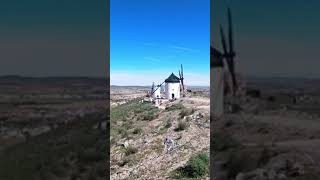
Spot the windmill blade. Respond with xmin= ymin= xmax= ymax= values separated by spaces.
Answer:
xmin=221 ymin=24 xmax=237 ymax=94
xmin=181 ymin=64 xmax=184 ymax=78
xmin=228 ymin=8 xmax=235 ymax=56
xmin=151 ymin=81 xmax=165 ymax=95
xmin=151 ymin=82 xmax=155 ymax=95
xmin=220 ymin=25 xmax=228 ymax=56
xmin=227 ymin=8 xmax=237 ymax=93
xmin=180 ymin=64 xmax=185 ymax=91
xmin=220 ymin=25 xmax=232 ymax=71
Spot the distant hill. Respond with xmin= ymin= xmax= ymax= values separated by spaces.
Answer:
xmin=245 ymin=75 xmax=320 ymax=91
xmin=0 ymin=75 xmax=108 ymax=86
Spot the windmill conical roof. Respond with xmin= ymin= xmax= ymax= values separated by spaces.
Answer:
xmin=165 ymin=73 xmax=180 ymax=83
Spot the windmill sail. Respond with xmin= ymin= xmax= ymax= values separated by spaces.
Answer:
xmin=151 ymin=82 xmax=155 ymax=95
xmin=151 ymin=81 xmax=165 ymax=95
xmin=211 ymin=7 xmax=237 ymax=116
xmin=179 ymin=64 xmax=185 ymax=92
xmin=226 ymin=8 xmax=237 ymax=95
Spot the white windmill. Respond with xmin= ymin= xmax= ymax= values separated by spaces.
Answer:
xmin=165 ymin=73 xmax=181 ymax=100
xmin=149 ymin=64 xmax=186 ymax=101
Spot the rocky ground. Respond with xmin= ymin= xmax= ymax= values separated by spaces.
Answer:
xmin=212 ymin=78 xmax=320 ymax=180
xmin=110 ymin=87 xmax=210 ymax=179
xmin=111 ymin=86 xmax=149 ymax=107
xmin=0 ymin=76 xmax=108 ymax=180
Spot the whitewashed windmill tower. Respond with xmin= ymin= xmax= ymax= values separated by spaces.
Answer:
xmin=211 ymin=8 xmax=237 ymax=117
xmin=165 ymin=73 xmax=181 ymax=100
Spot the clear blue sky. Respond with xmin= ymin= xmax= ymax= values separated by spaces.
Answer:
xmin=111 ymin=0 xmax=210 ymax=86
xmin=0 ymin=0 xmax=107 ymax=77
xmin=212 ymin=0 xmax=320 ymax=78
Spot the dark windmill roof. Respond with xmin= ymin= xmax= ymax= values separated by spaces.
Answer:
xmin=165 ymin=73 xmax=180 ymax=83
xmin=211 ymin=46 xmax=224 ymax=68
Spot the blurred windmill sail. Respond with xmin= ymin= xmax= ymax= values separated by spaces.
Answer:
xmin=211 ymin=7 xmax=237 ymax=117
xmin=179 ymin=64 xmax=186 ymax=96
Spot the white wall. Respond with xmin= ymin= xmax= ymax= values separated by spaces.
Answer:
xmin=165 ymin=82 xmax=180 ymax=99
xmin=211 ymin=67 xmax=224 ymax=117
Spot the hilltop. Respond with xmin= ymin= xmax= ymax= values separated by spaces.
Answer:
xmin=110 ymin=87 xmax=210 ymax=179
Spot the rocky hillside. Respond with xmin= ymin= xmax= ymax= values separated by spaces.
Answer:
xmin=212 ymin=87 xmax=320 ymax=180
xmin=110 ymin=96 xmax=210 ymax=179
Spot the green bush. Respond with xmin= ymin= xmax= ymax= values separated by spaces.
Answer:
xmin=173 ymin=153 xmax=209 ymax=178
xmin=164 ymin=121 xmax=172 ymax=129
xmin=141 ymin=112 xmax=156 ymax=121
xmin=132 ymin=127 xmax=143 ymax=135
xmin=166 ymin=103 xmax=185 ymax=111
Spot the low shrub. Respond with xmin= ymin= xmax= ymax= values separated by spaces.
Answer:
xmin=118 ymin=156 xmax=135 ymax=167
xmin=125 ymin=146 xmax=138 ymax=156
xmin=179 ymin=108 xmax=195 ymax=119
xmin=164 ymin=120 xmax=172 ymax=129
xmin=174 ymin=120 xmax=188 ymax=132
xmin=132 ymin=127 xmax=143 ymax=135
xmin=141 ymin=113 xmax=156 ymax=121
xmin=172 ymin=153 xmax=209 ymax=178
xmin=166 ymin=103 xmax=185 ymax=111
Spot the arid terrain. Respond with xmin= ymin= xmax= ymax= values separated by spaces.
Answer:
xmin=110 ymin=86 xmax=210 ymax=179
xmin=0 ymin=76 xmax=108 ymax=180
xmin=212 ymin=77 xmax=320 ymax=180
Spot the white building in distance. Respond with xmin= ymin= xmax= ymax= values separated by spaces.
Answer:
xmin=165 ymin=73 xmax=181 ymax=100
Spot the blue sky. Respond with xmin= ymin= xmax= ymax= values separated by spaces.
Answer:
xmin=110 ymin=0 xmax=210 ymax=86
xmin=0 ymin=0 xmax=107 ymax=77
xmin=212 ymin=0 xmax=320 ymax=78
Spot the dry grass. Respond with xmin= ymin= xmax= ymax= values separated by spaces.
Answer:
xmin=152 ymin=138 xmax=165 ymax=154
xmin=175 ymin=120 xmax=189 ymax=132
xmin=179 ymin=108 xmax=195 ymax=119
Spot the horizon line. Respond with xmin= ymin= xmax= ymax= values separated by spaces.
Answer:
xmin=111 ymin=84 xmax=210 ymax=87
xmin=0 ymin=75 xmax=108 ymax=79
